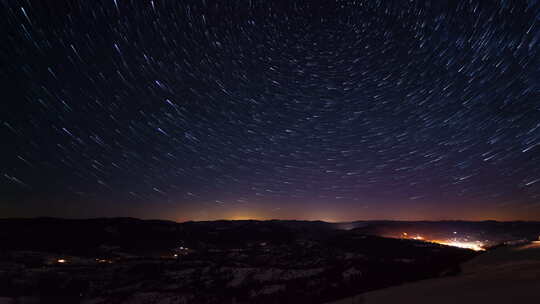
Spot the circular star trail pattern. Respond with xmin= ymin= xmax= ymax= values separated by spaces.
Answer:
xmin=2 ymin=0 xmax=540 ymax=220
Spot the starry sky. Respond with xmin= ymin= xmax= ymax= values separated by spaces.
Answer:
xmin=2 ymin=0 xmax=540 ymax=221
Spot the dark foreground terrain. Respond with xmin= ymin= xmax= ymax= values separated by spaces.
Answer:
xmin=0 ymin=218 xmax=534 ymax=303
xmin=329 ymin=241 xmax=540 ymax=304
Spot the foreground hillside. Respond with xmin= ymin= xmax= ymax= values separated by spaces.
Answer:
xmin=0 ymin=218 xmax=476 ymax=303
xmin=329 ymin=241 xmax=540 ymax=304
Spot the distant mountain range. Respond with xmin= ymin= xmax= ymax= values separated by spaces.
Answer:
xmin=2 ymin=217 xmax=539 ymax=253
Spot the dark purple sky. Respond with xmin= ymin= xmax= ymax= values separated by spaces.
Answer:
xmin=2 ymin=0 xmax=540 ymax=221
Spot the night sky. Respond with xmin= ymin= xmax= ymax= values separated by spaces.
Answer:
xmin=2 ymin=0 xmax=540 ymax=221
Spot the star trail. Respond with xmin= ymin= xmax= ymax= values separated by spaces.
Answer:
xmin=2 ymin=0 xmax=540 ymax=221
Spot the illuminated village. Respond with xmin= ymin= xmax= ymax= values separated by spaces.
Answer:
xmin=399 ymin=232 xmax=485 ymax=251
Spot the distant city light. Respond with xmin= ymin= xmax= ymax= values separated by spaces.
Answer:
xmin=433 ymin=240 xmax=485 ymax=251
xmin=399 ymin=233 xmax=485 ymax=251
xmin=96 ymin=259 xmax=112 ymax=264
xmin=57 ymin=259 xmax=67 ymax=263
